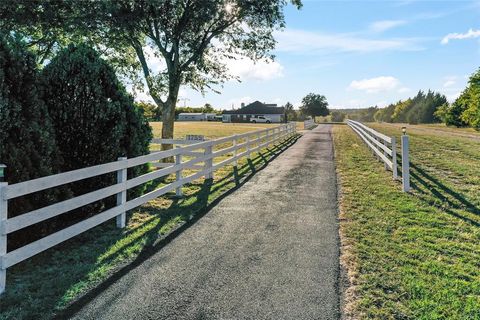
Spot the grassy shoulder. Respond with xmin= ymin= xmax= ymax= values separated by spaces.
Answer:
xmin=334 ymin=124 xmax=480 ymax=319
xmin=0 ymin=131 xmax=299 ymax=320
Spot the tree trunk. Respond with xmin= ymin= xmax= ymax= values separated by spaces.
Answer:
xmin=160 ymin=77 xmax=180 ymax=161
xmin=161 ymin=98 xmax=176 ymax=151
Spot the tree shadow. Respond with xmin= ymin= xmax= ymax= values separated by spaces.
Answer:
xmin=54 ymin=134 xmax=300 ymax=319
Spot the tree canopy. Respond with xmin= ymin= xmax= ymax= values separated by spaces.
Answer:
xmin=300 ymin=93 xmax=329 ymax=119
xmin=1 ymin=0 xmax=302 ymax=145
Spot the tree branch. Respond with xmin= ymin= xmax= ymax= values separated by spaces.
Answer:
xmin=130 ymin=38 xmax=165 ymax=107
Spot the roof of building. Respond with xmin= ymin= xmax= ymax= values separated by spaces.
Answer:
xmin=178 ymin=113 xmax=206 ymax=116
xmin=223 ymin=101 xmax=284 ymax=115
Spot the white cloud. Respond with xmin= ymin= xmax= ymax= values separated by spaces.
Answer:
xmin=443 ymin=76 xmax=458 ymax=88
xmin=369 ymin=20 xmax=407 ymax=33
xmin=443 ymin=80 xmax=456 ymax=87
xmin=274 ymin=29 xmax=423 ymax=54
xmin=349 ymin=76 xmax=401 ymax=93
xmin=441 ymin=28 xmax=480 ymax=44
xmin=226 ymin=57 xmax=284 ymax=81
xmin=398 ymin=87 xmax=411 ymax=93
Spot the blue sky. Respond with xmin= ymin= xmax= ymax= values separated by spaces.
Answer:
xmin=139 ymin=0 xmax=480 ymax=110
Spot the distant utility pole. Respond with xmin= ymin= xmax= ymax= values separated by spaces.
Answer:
xmin=177 ymin=98 xmax=190 ymax=107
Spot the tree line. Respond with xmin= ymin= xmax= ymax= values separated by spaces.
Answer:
xmin=136 ymin=102 xmax=218 ymax=121
xmin=347 ymin=67 xmax=480 ymax=130
xmin=346 ymin=90 xmax=448 ymax=124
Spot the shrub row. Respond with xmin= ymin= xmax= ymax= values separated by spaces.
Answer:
xmin=0 ymin=36 xmax=152 ymax=248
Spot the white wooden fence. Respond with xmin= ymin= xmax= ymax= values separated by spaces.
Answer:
xmin=304 ymin=119 xmax=315 ymax=129
xmin=0 ymin=122 xmax=297 ymax=294
xmin=347 ymin=120 xmax=410 ymax=192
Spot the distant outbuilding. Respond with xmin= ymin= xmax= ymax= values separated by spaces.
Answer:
xmin=178 ymin=113 xmax=217 ymax=121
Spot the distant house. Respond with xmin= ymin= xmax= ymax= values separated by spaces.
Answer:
xmin=222 ymin=101 xmax=285 ymax=123
xmin=177 ymin=113 xmax=216 ymax=121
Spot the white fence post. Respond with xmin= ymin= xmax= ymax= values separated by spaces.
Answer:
xmin=175 ymin=150 xmax=183 ymax=197
xmin=233 ymin=135 xmax=238 ymax=166
xmin=401 ymin=135 xmax=410 ymax=192
xmin=116 ymin=157 xmax=127 ymax=228
xmin=383 ymin=140 xmax=388 ymax=170
xmin=0 ymin=181 xmax=8 ymax=295
xmin=391 ymin=137 xmax=398 ymax=180
xmin=247 ymin=135 xmax=251 ymax=159
xmin=205 ymin=145 xmax=213 ymax=179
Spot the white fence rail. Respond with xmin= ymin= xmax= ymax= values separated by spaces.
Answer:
xmin=0 ymin=122 xmax=297 ymax=294
xmin=304 ymin=119 xmax=315 ymax=130
xmin=347 ymin=120 xmax=410 ymax=192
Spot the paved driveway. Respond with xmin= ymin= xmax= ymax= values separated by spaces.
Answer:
xmin=70 ymin=124 xmax=340 ymax=320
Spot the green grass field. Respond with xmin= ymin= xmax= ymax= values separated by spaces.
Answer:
xmin=334 ymin=123 xmax=480 ymax=319
xmin=0 ymin=122 xmax=299 ymax=320
xmin=149 ymin=121 xmax=305 ymax=139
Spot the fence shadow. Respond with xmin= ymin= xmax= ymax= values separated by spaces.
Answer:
xmin=56 ymin=134 xmax=301 ymax=319
xmin=409 ymin=162 xmax=480 ymax=227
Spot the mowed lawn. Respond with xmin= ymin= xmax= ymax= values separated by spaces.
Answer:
xmin=0 ymin=121 xmax=299 ymax=320
xmin=334 ymin=123 xmax=480 ymax=319
xmin=150 ymin=121 xmax=279 ymax=138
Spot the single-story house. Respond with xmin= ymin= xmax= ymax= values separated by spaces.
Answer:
xmin=222 ymin=101 xmax=286 ymax=123
xmin=177 ymin=113 xmax=216 ymax=121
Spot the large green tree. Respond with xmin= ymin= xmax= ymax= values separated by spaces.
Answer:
xmin=300 ymin=93 xmax=329 ymax=120
xmin=1 ymin=0 xmax=301 ymax=149
xmin=459 ymin=69 xmax=480 ymax=129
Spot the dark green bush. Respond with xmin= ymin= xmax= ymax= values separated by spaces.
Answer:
xmin=41 ymin=44 xmax=152 ymax=215
xmin=0 ymin=35 xmax=67 ymax=249
xmin=0 ymin=35 xmax=60 ymax=209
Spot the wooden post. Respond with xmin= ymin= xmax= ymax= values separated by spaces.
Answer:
xmin=175 ymin=150 xmax=183 ymax=197
xmin=0 ymin=181 xmax=8 ymax=295
xmin=205 ymin=145 xmax=213 ymax=179
xmin=233 ymin=135 xmax=238 ymax=166
xmin=391 ymin=137 xmax=398 ymax=180
xmin=247 ymin=135 xmax=251 ymax=159
xmin=116 ymin=157 xmax=127 ymax=228
xmin=401 ymin=135 xmax=410 ymax=192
